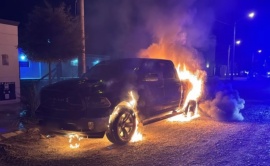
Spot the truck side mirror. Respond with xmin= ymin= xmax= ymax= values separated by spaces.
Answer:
xmin=144 ymin=73 xmax=159 ymax=82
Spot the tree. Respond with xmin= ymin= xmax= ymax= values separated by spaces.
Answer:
xmin=19 ymin=1 xmax=83 ymax=83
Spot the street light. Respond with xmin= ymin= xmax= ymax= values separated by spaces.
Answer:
xmin=251 ymin=49 xmax=262 ymax=73
xmin=248 ymin=12 xmax=255 ymax=18
xmin=236 ymin=40 xmax=241 ymax=45
xmin=231 ymin=11 xmax=255 ymax=81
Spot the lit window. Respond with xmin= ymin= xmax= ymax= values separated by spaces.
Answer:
xmin=71 ymin=58 xmax=78 ymax=66
xmin=19 ymin=61 xmax=30 ymax=67
xmin=93 ymin=60 xmax=100 ymax=65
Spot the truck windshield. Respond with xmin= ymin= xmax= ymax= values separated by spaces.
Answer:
xmin=82 ymin=60 xmax=141 ymax=81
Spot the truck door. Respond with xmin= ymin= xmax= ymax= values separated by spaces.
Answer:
xmin=137 ymin=60 xmax=165 ymax=116
xmin=162 ymin=61 xmax=182 ymax=110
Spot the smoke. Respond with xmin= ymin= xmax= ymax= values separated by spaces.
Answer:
xmin=199 ymin=82 xmax=245 ymax=122
xmin=86 ymin=0 xmax=215 ymax=68
xmin=139 ymin=0 xmax=215 ymax=71
xmin=85 ymin=0 xmax=248 ymax=123
xmin=138 ymin=0 xmax=215 ymax=71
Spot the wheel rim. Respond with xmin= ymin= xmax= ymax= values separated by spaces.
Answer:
xmin=117 ymin=111 xmax=135 ymax=141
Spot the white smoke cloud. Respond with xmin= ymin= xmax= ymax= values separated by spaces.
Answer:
xmin=199 ymin=83 xmax=245 ymax=121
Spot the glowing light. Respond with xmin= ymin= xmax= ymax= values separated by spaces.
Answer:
xmin=68 ymin=134 xmax=83 ymax=149
xmin=129 ymin=91 xmax=143 ymax=142
xmin=248 ymin=12 xmax=255 ymax=18
xmin=131 ymin=122 xmax=143 ymax=142
xmin=168 ymin=64 xmax=203 ymax=122
xmin=236 ymin=40 xmax=241 ymax=45
xmin=169 ymin=112 xmax=200 ymax=122
xmin=136 ymin=22 xmax=206 ymax=123
xmin=71 ymin=58 xmax=78 ymax=66
xmin=108 ymin=91 xmax=143 ymax=143
xmin=206 ymin=63 xmax=210 ymax=68
xmin=258 ymin=50 xmax=262 ymax=53
xmin=93 ymin=60 xmax=100 ymax=65
xmin=128 ymin=91 xmax=136 ymax=108
xmin=18 ymin=48 xmax=28 ymax=61
xmin=176 ymin=65 xmax=203 ymax=106
xmin=20 ymin=55 xmax=26 ymax=61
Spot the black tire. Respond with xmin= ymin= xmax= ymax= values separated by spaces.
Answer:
xmin=184 ymin=100 xmax=196 ymax=117
xmin=106 ymin=108 xmax=136 ymax=145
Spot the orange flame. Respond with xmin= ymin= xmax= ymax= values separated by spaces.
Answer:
xmin=168 ymin=64 xmax=204 ymax=122
xmin=109 ymin=91 xmax=143 ymax=143
xmin=68 ymin=134 xmax=83 ymax=149
xmin=128 ymin=91 xmax=143 ymax=142
xmin=139 ymin=39 xmax=205 ymax=121
xmin=177 ymin=64 xmax=203 ymax=106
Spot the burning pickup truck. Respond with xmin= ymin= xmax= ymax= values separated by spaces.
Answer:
xmin=36 ymin=58 xmax=197 ymax=145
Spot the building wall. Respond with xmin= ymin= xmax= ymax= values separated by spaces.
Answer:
xmin=19 ymin=54 xmax=111 ymax=80
xmin=0 ymin=19 xmax=20 ymax=104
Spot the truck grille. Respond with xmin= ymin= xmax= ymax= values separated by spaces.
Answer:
xmin=40 ymin=89 xmax=85 ymax=111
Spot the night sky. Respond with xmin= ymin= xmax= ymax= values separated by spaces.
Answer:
xmin=213 ymin=0 xmax=270 ymax=70
xmin=0 ymin=0 xmax=269 ymax=71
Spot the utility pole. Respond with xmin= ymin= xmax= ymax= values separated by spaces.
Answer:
xmin=227 ymin=45 xmax=231 ymax=78
xmin=78 ymin=0 xmax=86 ymax=76
xmin=231 ymin=22 xmax=236 ymax=81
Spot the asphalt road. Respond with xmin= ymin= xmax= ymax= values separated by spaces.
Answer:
xmin=1 ymin=102 xmax=270 ymax=166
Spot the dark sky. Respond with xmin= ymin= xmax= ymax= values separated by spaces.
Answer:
xmin=0 ymin=0 xmax=269 ymax=70
xmin=213 ymin=0 xmax=270 ymax=69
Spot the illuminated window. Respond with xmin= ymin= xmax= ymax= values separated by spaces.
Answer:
xmin=93 ymin=60 xmax=100 ymax=65
xmin=2 ymin=54 xmax=9 ymax=65
xmin=19 ymin=61 xmax=30 ymax=67
xmin=71 ymin=58 xmax=78 ymax=66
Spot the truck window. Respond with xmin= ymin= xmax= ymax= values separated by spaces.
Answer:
xmin=162 ymin=61 xmax=177 ymax=79
xmin=140 ymin=60 xmax=163 ymax=80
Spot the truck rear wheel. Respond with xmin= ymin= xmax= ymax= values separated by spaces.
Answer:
xmin=106 ymin=108 xmax=136 ymax=145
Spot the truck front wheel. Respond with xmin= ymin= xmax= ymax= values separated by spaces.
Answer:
xmin=106 ymin=108 xmax=136 ymax=145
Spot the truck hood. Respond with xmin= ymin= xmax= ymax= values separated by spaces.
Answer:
xmin=42 ymin=78 xmax=106 ymax=94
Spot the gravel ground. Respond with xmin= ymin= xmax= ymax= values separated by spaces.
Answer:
xmin=1 ymin=102 xmax=270 ymax=166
